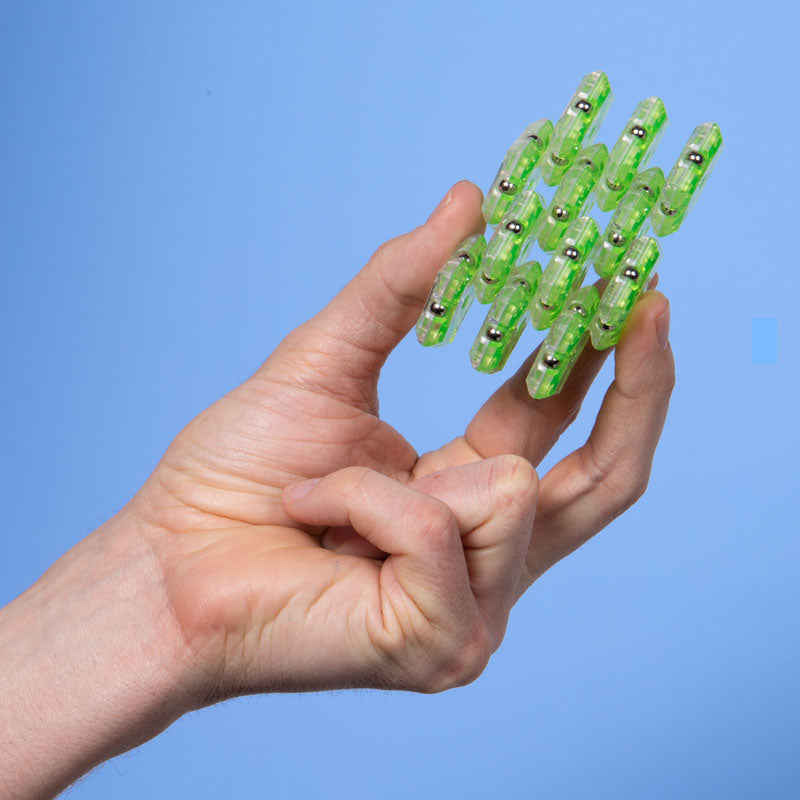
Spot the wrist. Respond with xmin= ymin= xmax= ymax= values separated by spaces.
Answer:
xmin=0 ymin=506 xmax=197 ymax=799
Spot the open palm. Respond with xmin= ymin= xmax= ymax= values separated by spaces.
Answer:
xmin=132 ymin=181 xmax=674 ymax=701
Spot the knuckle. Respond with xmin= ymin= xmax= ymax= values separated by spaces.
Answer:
xmin=606 ymin=468 xmax=650 ymax=521
xmin=338 ymin=466 xmax=374 ymax=498
xmin=490 ymin=454 xmax=539 ymax=509
xmin=370 ymin=236 xmax=402 ymax=263
xmin=374 ymin=615 xmax=494 ymax=695
xmin=624 ymin=475 xmax=650 ymax=510
xmin=453 ymin=628 xmax=492 ymax=688
xmin=418 ymin=625 xmax=493 ymax=694
xmin=414 ymin=499 xmax=458 ymax=550
xmin=442 ymin=626 xmax=493 ymax=692
xmin=582 ymin=443 xmax=652 ymax=520
xmin=369 ymin=245 xmax=431 ymax=313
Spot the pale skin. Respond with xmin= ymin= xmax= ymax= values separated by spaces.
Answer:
xmin=0 ymin=181 xmax=675 ymax=799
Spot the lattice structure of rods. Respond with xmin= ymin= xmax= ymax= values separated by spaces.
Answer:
xmin=416 ymin=70 xmax=723 ymax=399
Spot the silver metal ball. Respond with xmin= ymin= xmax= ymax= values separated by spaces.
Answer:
xmin=570 ymin=303 xmax=586 ymax=316
xmin=606 ymin=179 xmax=622 ymax=192
xmin=661 ymin=202 xmax=678 ymax=216
xmin=631 ymin=125 xmax=646 ymax=139
xmin=543 ymin=355 xmax=560 ymax=368
xmin=564 ymin=246 xmax=579 ymax=260
xmin=429 ymin=302 xmax=446 ymax=316
xmin=575 ymin=99 xmax=592 ymax=113
xmin=458 ymin=252 xmax=471 ymax=262
xmin=486 ymin=327 xmax=503 ymax=342
xmin=540 ymin=301 xmax=555 ymax=311
xmin=599 ymin=321 xmax=615 ymax=331
xmin=623 ymin=267 xmax=639 ymax=280
xmin=610 ymin=232 xmax=625 ymax=247
xmin=553 ymin=206 xmax=568 ymax=220
xmin=481 ymin=273 xmax=498 ymax=285
xmin=688 ymin=151 xmax=704 ymax=164
xmin=498 ymin=179 xmax=516 ymax=193
xmin=505 ymin=220 xmax=523 ymax=234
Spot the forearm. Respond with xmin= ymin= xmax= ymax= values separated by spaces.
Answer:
xmin=0 ymin=511 xmax=193 ymax=800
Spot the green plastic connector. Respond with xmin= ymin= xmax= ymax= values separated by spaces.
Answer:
xmin=595 ymin=97 xmax=668 ymax=211
xmin=591 ymin=236 xmax=661 ymax=350
xmin=415 ymin=73 xmax=721 ymax=398
xmin=482 ymin=119 xmax=553 ymax=225
xmin=651 ymin=121 xmax=723 ymax=236
xmin=541 ymin=70 xmax=613 ymax=187
xmin=470 ymin=260 xmax=541 ymax=373
xmin=592 ymin=167 xmax=665 ymax=278
xmin=530 ymin=216 xmax=599 ymax=330
xmin=476 ymin=190 xmax=543 ymax=304
xmin=526 ymin=286 xmax=599 ymax=399
xmin=415 ymin=234 xmax=486 ymax=347
xmin=536 ymin=143 xmax=607 ymax=252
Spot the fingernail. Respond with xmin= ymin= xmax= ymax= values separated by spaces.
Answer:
xmin=283 ymin=478 xmax=320 ymax=502
xmin=655 ymin=302 xmax=670 ymax=350
xmin=428 ymin=186 xmax=455 ymax=221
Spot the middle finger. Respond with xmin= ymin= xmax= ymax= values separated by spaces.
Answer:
xmin=463 ymin=337 xmax=611 ymax=466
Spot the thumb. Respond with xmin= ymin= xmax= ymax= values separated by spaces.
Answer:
xmin=276 ymin=181 xmax=485 ymax=393
xmin=317 ymin=456 xmax=539 ymax=634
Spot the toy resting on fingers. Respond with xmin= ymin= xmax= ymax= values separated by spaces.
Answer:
xmin=416 ymin=70 xmax=722 ymax=398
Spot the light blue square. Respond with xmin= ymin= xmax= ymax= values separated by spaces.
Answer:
xmin=752 ymin=318 xmax=778 ymax=364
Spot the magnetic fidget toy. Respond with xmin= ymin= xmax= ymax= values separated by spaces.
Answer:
xmin=415 ymin=70 xmax=722 ymax=398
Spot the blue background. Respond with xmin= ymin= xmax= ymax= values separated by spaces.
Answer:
xmin=1 ymin=1 xmax=797 ymax=797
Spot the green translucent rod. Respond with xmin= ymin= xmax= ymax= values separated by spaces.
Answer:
xmin=526 ymin=286 xmax=599 ymax=399
xmin=482 ymin=119 xmax=553 ymax=225
xmin=470 ymin=260 xmax=541 ymax=374
xmin=541 ymin=70 xmax=613 ymax=187
xmin=592 ymin=167 xmax=665 ymax=278
xmin=651 ymin=121 xmax=723 ymax=236
xmin=530 ymin=216 xmax=599 ymax=330
xmin=476 ymin=190 xmax=543 ymax=304
xmin=537 ymin=143 xmax=607 ymax=252
xmin=595 ymin=97 xmax=668 ymax=212
xmin=416 ymin=234 xmax=486 ymax=346
xmin=591 ymin=236 xmax=661 ymax=350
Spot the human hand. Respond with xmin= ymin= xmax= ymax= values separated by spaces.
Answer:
xmin=122 ymin=178 xmax=672 ymax=695
xmin=0 ymin=181 xmax=674 ymax=799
